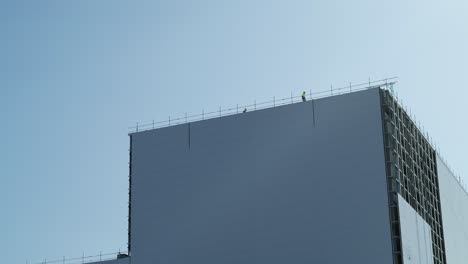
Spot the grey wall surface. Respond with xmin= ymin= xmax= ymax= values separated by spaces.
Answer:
xmin=398 ymin=195 xmax=434 ymax=264
xmin=437 ymin=156 xmax=468 ymax=264
xmin=131 ymin=88 xmax=393 ymax=264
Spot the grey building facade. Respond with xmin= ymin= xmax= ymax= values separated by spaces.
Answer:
xmin=105 ymin=87 xmax=467 ymax=264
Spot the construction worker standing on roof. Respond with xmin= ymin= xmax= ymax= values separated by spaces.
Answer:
xmin=302 ymin=91 xmax=306 ymax=102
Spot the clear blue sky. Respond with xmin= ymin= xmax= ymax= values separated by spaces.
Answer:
xmin=2 ymin=0 xmax=467 ymax=263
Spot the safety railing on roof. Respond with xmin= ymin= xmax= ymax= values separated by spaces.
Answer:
xmin=128 ymin=76 xmax=467 ymax=194
xmin=29 ymin=251 xmax=129 ymax=264
xmin=128 ymin=77 xmax=398 ymax=134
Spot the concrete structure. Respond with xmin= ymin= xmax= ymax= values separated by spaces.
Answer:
xmin=87 ymin=86 xmax=468 ymax=264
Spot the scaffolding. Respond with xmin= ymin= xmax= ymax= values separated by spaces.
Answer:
xmin=381 ymin=90 xmax=447 ymax=264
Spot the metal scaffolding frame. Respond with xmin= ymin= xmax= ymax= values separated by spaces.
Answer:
xmin=381 ymin=90 xmax=447 ymax=264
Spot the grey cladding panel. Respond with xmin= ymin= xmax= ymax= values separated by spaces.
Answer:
xmin=131 ymin=88 xmax=393 ymax=264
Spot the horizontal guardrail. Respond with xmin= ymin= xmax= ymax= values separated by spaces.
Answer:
xmin=128 ymin=76 xmax=467 ymax=194
xmin=29 ymin=251 xmax=128 ymax=264
xmin=128 ymin=77 xmax=398 ymax=133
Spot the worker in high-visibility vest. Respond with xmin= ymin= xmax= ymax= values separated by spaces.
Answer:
xmin=302 ymin=91 xmax=306 ymax=102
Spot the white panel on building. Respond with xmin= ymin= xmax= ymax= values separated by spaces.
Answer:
xmin=437 ymin=156 xmax=468 ymax=264
xmin=398 ymin=195 xmax=434 ymax=264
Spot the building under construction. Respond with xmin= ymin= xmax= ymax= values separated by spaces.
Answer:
xmin=52 ymin=81 xmax=468 ymax=264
